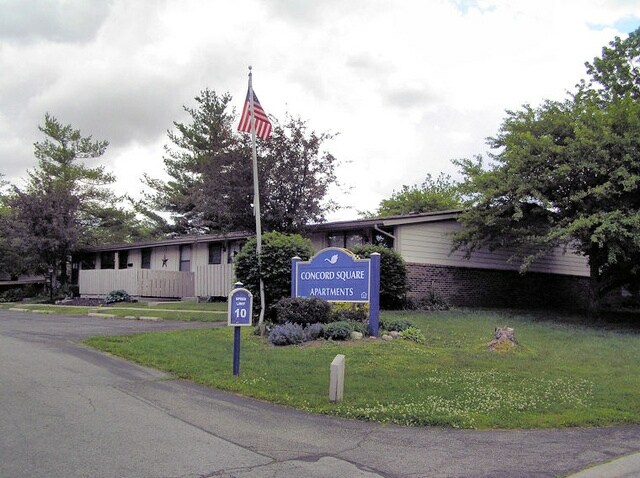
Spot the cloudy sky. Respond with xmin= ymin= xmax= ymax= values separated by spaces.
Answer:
xmin=1 ymin=0 xmax=639 ymax=221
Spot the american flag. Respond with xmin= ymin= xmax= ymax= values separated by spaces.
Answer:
xmin=237 ymin=89 xmax=272 ymax=140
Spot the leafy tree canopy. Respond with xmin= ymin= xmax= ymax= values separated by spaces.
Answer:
xmin=2 ymin=115 xmax=153 ymax=284
xmin=140 ymin=88 xmax=339 ymax=234
xmin=365 ymin=173 xmax=462 ymax=218
xmin=454 ymin=28 xmax=640 ymax=309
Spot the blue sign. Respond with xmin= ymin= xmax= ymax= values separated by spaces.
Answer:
xmin=228 ymin=287 xmax=253 ymax=326
xmin=292 ymin=248 xmax=371 ymax=302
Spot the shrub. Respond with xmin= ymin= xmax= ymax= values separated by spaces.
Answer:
xmin=331 ymin=302 xmax=368 ymax=322
xmin=273 ymin=297 xmax=333 ymax=325
xmin=105 ymin=290 xmax=132 ymax=304
xmin=404 ymin=290 xmax=450 ymax=311
xmin=235 ymin=232 xmax=314 ymax=319
xmin=324 ymin=321 xmax=354 ymax=341
xmin=349 ymin=245 xmax=408 ymax=310
xmin=268 ymin=322 xmax=306 ymax=346
xmin=268 ymin=322 xmax=326 ymax=345
xmin=381 ymin=319 xmax=415 ymax=332
xmin=304 ymin=322 xmax=325 ymax=341
xmin=400 ymin=326 xmax=426 ymax=344
xmin=0 ymin=288 xmax=25 ymax=303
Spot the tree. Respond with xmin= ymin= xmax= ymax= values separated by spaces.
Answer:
xmin=234 ymin=231 xmax=315 ymax=320
xmin=259 ymin=115 xmax=339 ymax=231
xmin=141 ymin=89 xmax=339 ymax=234
xmin=454 ymin=29 xmax=640 ymax=311
xmin=349 ymin=244 xmax=408 ymax=309
xmin=5 ymin=114 xmax=150 ymax=289
xmin=366 ymin=173 xmax=462 ymax=218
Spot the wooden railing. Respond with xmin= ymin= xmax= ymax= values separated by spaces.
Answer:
xmin=79 ymin=269 xmax=195 ymax=298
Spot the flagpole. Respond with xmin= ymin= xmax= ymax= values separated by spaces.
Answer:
xmin=248 ymin=66 xmax=266 ymax=328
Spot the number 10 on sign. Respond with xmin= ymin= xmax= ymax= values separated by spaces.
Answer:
xmin=228 ymin=287 xmax=253 ymax=326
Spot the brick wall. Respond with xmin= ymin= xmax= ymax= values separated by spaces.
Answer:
xmin=406 ymin=262 xmax=590 ymax=309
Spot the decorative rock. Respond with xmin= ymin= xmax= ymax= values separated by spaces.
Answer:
xmin=350 ymin=331 xmax=363 ymax=340
xmin=381 ymin=334 xmax=393 ymax=341
xmin=389 ymin=331 xmax=401 ymax=339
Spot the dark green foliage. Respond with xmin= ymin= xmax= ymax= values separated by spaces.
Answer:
xmin=234 ymin=231 xmax=314 ymax=318
xmin=381 ymin=319 xmax=415 ymax=332
xmin=324 ymin=320 xmax=355 ymax=340
xmin=349 ymin=245 xmax=408 ymax=309
xmin=140 ymin=89 xmax=340 ymax=234
xmin=273 ymin=297 xmax=332 ymax=325
xmin=105 ymin=290 xmax=132 ymax=304
xmin=0 ymin=288 xmax=25 ymax=302
xmin=454 ymin=28 xmax=640 ymax=311
xmin=404 ymin=291 xmax=450 ymax=311
xmin=1 ymin=115 xmax=154 ymax=290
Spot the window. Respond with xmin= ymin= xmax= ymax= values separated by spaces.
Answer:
xmin=227 ymin=241 xmax=244 ymax=264
xmin=208 ymin=243 xmax=222 ymax=264
xmin=100 ymin=251 xmax=115 ymax=269
xmin=327 ymin=233 xmax=343 ymax=248
xmin=118 ymin=250 xmax=129 ymax=269
xmin=141 ymin=248 xmax=152 ymax=269
xmin=179 ymin=245 xmax=192 ymax=272
xmin=327 ymin=230 xmax=367 ymax=249
xmin=373 ymin=226 xmax=394 ymax=248
xmin=81 ymin=254 xmax=96 ymax=270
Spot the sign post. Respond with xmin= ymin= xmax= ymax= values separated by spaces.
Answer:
xmin=292 ymin=248 xmax=381 ymax=336
xmin=228 ymin=282 xmax=253 ymax=376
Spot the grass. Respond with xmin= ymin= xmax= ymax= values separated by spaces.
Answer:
xmin=85 ymin=308 xmax=640 ymax=429
xmin=0 ymin=301 xmax=227 ymax=321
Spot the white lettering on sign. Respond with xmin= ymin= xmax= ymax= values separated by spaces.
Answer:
xmin=335 ymin=270 xmax=365 ymax=281
xmin=309 ymin=287 xmax=354 ymax=297
xmin=299 ymin=270 xmax=365 ymax=281
xmin=300 ymin=271 xmax=335 ymax=280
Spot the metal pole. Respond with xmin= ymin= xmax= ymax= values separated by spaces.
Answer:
xmin=248 ymin=66 xmax=267 ymax=328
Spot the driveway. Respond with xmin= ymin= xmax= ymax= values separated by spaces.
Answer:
xmin=1 ymin=310 xmax=639 ymax=477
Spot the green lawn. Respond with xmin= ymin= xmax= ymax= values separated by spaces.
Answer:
xmin=0 ymin=301 xmax=227 ymax=321
xmin=85 ymin=309 xmax=640 ymax=429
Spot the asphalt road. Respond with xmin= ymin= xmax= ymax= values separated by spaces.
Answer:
xmin=1 ymin=310 xmax=639 ymax=478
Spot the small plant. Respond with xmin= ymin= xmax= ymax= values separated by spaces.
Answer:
xmin=331 ymin=302 xmax=368 ymax=322
xmin=269 ymin=322 xmax=306 ymax=346
xmin=304 ymin=322 xmax=324 ymax=341
xmin=273 ymin=297 xmax=332 ymax=325
xmin=324 ymin=321 xmax=354 ymax=341
xmin=268 ymin=322 xmax=325 ymax=345
xmin=0 ymin=288 xmax=25 ymax=303
xmin=400 ymin=326 xmax=426 ymax=344
xmin=105 ymin=290 xmax=132 ymax=304
xmin=381 ymin=319 xmax=415 ymax=332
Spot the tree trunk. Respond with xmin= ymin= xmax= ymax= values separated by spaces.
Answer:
xmin=587 ymin=261 xmax=602 ymax=319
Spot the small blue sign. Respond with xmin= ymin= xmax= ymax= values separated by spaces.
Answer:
xmin=292 ymin=248 xmax=370 ymax=303
xmin=228 ymin=288 xmax=253 ymax=326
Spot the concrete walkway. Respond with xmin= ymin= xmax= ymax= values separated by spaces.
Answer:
xmin=1 ymin=310 xmax=639 ymax=477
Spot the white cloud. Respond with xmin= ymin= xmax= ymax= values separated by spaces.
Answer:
xmin=1 ymin=0 xmax=640 ymax=221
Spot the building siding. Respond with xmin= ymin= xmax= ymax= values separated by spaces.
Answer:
xmin=397 ymin=221 xmax=589 ymax=277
